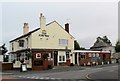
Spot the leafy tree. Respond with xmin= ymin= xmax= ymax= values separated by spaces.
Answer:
xmin=0 ymin=44 xmax=8 ymax=55
xmin=115 ymin=41 xmax=120 ymax=52
xmin=80 ymin=47 xmax=86 ymax=50
xmin=74 ymin=40 xmax=80 ymax=50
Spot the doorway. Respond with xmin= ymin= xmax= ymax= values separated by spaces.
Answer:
xmin=75 ymin=53 xmax=77 ymax=65
xmin=54 ymin=51 xmax=58 ymax=66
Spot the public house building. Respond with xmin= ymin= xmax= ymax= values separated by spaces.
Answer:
xmin=9 ymin=13 xmax=75 ymax=70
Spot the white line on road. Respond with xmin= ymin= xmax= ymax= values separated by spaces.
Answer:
xmin=35 ymin=76 xmax=39 ymax=79
xmin=31 ymin=76 xmax=36 ymax=79
xmin=26 ymin=77 xmax=31 ymax=78
xmin=39 ymin=77 xmax=44 ymax=79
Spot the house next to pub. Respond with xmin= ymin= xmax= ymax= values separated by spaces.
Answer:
xmin=90 ymin=36 xmax=117 ymax=63
xmin=9 ymin=13 xmax=75 ymax=70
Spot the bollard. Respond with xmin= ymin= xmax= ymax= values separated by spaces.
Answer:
xmin=102 ymin=62 xmax=104 ymax=65
xmin=87 ymin=62 xmax=91 ymax=66
xmin=84 ymin=63 xmax=86 ymax=66
xmin=96 ymin=62 xmax=98 ymax=65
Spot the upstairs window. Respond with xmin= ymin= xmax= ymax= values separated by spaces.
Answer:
xmin=18 ymin=40 xmax=24 ymax=47
xmin=59 ymin=39 xmax=68 ymax=46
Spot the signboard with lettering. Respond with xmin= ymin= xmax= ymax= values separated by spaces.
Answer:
xmin=21 ymin=64 xmax=27 ymax=72
xmin=39 ymin=30 xmax=49 ymax=37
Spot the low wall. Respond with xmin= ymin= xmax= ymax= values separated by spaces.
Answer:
xmin=0 ymin=62 xmax=13 ymax=70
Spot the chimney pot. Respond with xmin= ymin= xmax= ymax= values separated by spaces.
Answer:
xmin=65 ymin=23 xmax=69 ymax=33
xmin=23 ymin=22 xmax=29 ymax=34
xmin=40 ymin=13 xmax=46 ymax=30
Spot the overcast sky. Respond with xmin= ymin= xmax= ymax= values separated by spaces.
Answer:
xmin=0 ymin=0 xmax=118 ymax=51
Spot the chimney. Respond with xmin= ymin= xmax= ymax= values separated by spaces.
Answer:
xmin=23 ymin=23 xmax=29 ymax=34
xmin=65 ymin=23 xmax=69 ymax=33
xmin=40 ymin=13 xmax=46 ymax=30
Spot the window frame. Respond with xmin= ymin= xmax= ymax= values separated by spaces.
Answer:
xmin=36 ymin=53 xmax=41 ymax=58
xmin=59 ymin=55 xmax=65 ymax=62
xmin=18 ymin=40 xmax=24 ymax=47
xmin=59 ymin=39 xmax=68 ymax=46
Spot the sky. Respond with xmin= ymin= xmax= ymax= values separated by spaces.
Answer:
xmin=0 ymin=0 xmax=119 ymax=51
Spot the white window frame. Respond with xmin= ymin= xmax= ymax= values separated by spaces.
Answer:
xmin=93 ymin=53 xmax=95 ymax=57
xmin=96 ymin=53 xmax=99 ymax=57
xmin=59 ymin=55 xmax=66 ymax=62
xmin=81 ymin=53 xmax=86 ymax=59
xmin=89 ymin=53 xmax=92 ymax=57
xmin=59 ymin=39 xmax=68 ymax=46
xmin=36 ymin=53 xmax=41 ymax=58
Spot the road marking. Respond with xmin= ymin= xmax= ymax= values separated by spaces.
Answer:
xmin=18 ymin=76 xmax=22 ymax=77
xmin=35 ymin=76 xmax=39 ymax=79
xmin=31 ymin=76 xmax=36 ymax=79
xmin=39 ymin=77 xmax=44 ymax=79
xmin=45 ymin=77 xmax=50 ymax=79
xmin=26 ymin=77 xmax=31 ymax=78
xmin=51 ymin=78 xmax=55 ymax=80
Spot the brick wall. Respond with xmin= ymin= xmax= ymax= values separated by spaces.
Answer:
xmin=0 ymin=62 xmax=13 ymax=70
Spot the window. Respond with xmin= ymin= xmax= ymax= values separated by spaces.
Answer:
xmin=96 ymin=53 xmax=99 ymax=57
xmin=18 ymin=40 xmax=24 ymax=47
xmin=36 ymin=53 xmax=41 ymax=58
xmin=92 ymin=53 xmax=95 ymax=57
xmin=66 ymin=52 xmax=69 ymax=60
xmin=59 ymin=55 xmax=65 ymax=61
xmin=59 ymin=39 xmax=68 ymax=46
xmin=48 ymin=53 xmax=51 ymax=58
xmin=89 ymin=53 xmax=91 ymax=57
xmin=34 ymin=60 xmax=43 ymax=66
xmin=81 ymin=53 xmax=86 ymax=59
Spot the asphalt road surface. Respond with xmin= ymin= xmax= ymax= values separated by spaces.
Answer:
xmin=1 ymin=63 xmax=119 ymax=81
xmin=88 ymin=64 xmax=119 ymax=81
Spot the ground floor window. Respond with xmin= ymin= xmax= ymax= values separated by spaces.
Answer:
xmin=81 ymin=53 xmax=86 ymax=59
xmin=34 ymin=60 xmax=43 ymax=66
xmin=59 ymin=55 xmax=65 ymax=62
xmin=36 ymin=53 xmax=41 ymax=58
xmin=66 ymin=52 xmax=70 ymax=60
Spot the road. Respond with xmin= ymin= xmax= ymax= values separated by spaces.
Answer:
xmin=88 ymin=64 xmax=119 ymax=81
xmin=2 ymin=63 xmax=119 ymax=81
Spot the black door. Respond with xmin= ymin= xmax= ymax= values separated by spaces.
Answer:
xmin=75 ymin=53 xmax=77 ymax=64
xmin=54 ymin=51 xmax=58 ymax=66
xmin=103 ymin=54 xmax=106 ymax=60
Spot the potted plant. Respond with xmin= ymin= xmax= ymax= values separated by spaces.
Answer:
xmin=43 ymin=53 xmax=48 ymax=60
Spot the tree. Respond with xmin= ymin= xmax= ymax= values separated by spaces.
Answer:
xmin=115 ymin=41 xmax=120 ymax=52
xmin=74 ymin=40 xmax=80 ymax=50
xmin=0 ymin=44 xmax=8 ymax=55
xmin=80 ymin=47 xmax=86 ymax=50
